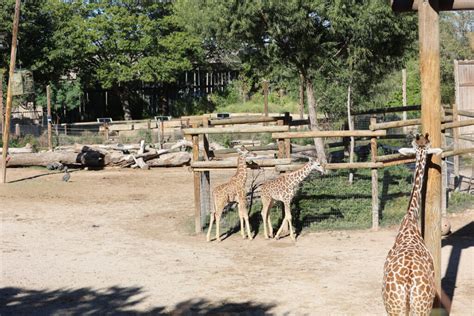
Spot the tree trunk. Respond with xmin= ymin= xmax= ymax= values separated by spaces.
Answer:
xmin=299 ymin=73 xmax=305 ymax=120
xmin=115 ymin=86 xmax=132 ymax=121
xmin=0 ymin=71 xmax=4 ymax=132
xmin=305 ymin=76 xmax=328 ymax=164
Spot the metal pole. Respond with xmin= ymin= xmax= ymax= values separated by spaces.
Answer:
xmin=263 ymin=80 xmax=269 ymax=118
xmin=46 ymin=85 xmax=53 ymax=151
xmin=1 ymin=0 xmax=21 ymax=184
xmin=402 ymin=68 xmax=407 ymax=132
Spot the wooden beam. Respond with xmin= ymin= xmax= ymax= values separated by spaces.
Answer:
xmin=1 ymin=0 xmax=21 ymax=184
xmin=444 ymin=108 xmax=474 ymax=118
xmin=191 ymin=158 xmax=292 ymax=169
xmin=209 ymin=115 xmax=280 ymax=126
xmin=353 ymin=104 xmax=420 ymax=116
xmin=441 ymin=147 xmax=474 ymax=158
xmin=213 ymin=144 xmax=278 ymax=155
xmin=272 ymin=130 xmax=386 ymax=139
xmin=275 ymin=161 xmax=384 ymax=172
xmin=0 ymin=70 xmax=4 ymax=132
xmin=370 ymin=116 xmax=379 ymax=231
xmin=441 ymin=118 xmax=474 ymax=130
xmin=418 ymin=0 xmax=443 ymax=300
xmin=391 ymin=0 xmax=474 ymax=11
xmin=183 ymin=125 xmax=289 ymax=135
xmin=370 ymin=116 xmax=452 ymax=131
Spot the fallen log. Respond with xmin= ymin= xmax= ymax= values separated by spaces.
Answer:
xmin=7 ymin=150 xmax=107 ymax=167
xmin=0 ymin=144 xmax=35 ymax=154
xmin=131 ymin=140 xmax=149 ymax=169
xmin=147 ymin=152 xmax=191 ymax=167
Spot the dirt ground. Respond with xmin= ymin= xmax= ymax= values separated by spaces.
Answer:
xmin=1 ymin=167 xmax=473 ymax=315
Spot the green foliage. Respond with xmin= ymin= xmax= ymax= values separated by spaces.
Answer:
xmin=50 ymin=1 xmax=202 ymax=88
xmin=0 ymin=134 xmax=40 ymax=149
xmin=35 ymin=80 xmax=83 ymax=110
xmin=448 ymin=192 xmax=474 ymax=213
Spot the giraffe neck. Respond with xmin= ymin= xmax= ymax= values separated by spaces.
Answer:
xmin=287 ymin=162 xmax=314 ymax=187
xmin=233 ymin=155 xmax=248 ymax=186
xmin=399 ymin=148 xmax=427 ymax=235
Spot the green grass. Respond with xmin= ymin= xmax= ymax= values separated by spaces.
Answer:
xmin=204 ymin=165 xmax=415 ymax=237
xmin=448 ymin=191 xmax=474 ymax=213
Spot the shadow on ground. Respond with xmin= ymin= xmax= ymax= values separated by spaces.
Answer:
xmin=441 ymin=221 xmax=474 ymax=314
xmin=0 ymin=286 xmax=275 ymax=315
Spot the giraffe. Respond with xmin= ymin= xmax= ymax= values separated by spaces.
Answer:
xmin=260 ymin=158 xmax=326 ymax=241
xmin=382 ymin=133 xmax=443 ymax=315
xmin=206 ymin=145 xmax=255 ymax=242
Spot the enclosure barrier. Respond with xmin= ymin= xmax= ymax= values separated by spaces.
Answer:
xmin=184 ymin=106 xmax=473 ymax=234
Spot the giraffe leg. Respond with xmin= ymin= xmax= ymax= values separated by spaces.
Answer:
xmin=284 ymin=202 xmax=296 ymax=241
xmin=206 ymin=212 xmax=215 ymax=242
xmin=275 ymin=201 xmax=294 ymax=240
xmin=215 ymin=213 xmax=222 ymax=242
xmin=260 ymin=196 xmax=271 ymax=239
xmin=238 ymin=195 xmax=252 ymax=240
xmin=239 ymin=210 xmax=245 ymax=239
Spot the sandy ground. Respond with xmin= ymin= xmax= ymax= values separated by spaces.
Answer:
xmin=1 ymin=167 xmax=473 ymax=315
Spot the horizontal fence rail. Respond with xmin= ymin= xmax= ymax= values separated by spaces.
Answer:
xmin=271 ymin=130 xmax=386 ymax=139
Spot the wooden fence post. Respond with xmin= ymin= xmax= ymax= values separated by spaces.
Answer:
xmin=0 ymin=70 xmax=4 ymax=132
xmin=193 ymin=133 xmax=202 ymax=233
xmin=284 ymin=112 xmax=291 ymax=158
xmin=191 ymin=121 xmax=203 ymax=233
xmin=200 ymin=117 xmax=211 ymax=228
xmin=277 ymin=118 xmax=285 ymax=159
xmin=419 ymin=0 xmax=442 ymax=297
xmin=370 ymin=116 xmax=379 ymax=231
xmin=1 ymin=0 xmax=21 ymax=184
xmin=452 ymin=102 xmax=460 ymax=191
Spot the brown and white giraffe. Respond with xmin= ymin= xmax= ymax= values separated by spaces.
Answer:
xmin=382 ymin=133 xmax=443 ymax=315
xmin=260 ymin=158 xmax=326 ymax=241
xmin=206 ymin=146 xmax=255 ymax=242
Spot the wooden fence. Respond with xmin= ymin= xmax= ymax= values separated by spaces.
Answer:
xmin=184 ymin=106 xmax=474 ymax=234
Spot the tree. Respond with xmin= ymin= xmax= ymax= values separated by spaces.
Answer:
xmin=440 ymin=11 xmax=474 ymax=103
xmin=49 ymin=1 xmax=202 ymax=120
xmin=0 ymin=0 xmax=62 ymax=86
xmin=175 ymin=0 xmax=416 ymax=164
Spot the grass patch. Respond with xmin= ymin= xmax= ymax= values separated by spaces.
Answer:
xmin=204 ymin=165 xmax=415 ymax=237
xmin=448 ymin=191 xmax=474 ymax=213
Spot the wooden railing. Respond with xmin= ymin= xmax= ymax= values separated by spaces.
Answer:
xmin=181 ymin=107 xmax=473 ymax=234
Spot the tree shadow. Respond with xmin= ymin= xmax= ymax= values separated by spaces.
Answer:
xmin=8 ymin=169 xmax=80 ymax=184
xmin=0 ymin=286 xmax=275 ymax=315
xmin=440 ymin=221 xmax=474 ymax=314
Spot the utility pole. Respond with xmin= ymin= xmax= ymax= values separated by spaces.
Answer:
xmin=1 ymin=0 xmax=21 ymax=184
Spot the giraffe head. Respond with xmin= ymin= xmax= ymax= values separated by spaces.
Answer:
xmin=236 ymin=145 xmax=256 ymax=158
xmin=398 ymin=133 xmax=442 ymax=158
xmin=308 ymin=157 xmax=326 ymax=175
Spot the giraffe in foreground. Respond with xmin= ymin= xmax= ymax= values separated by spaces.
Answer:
xmin=382 ymin=133 xmax=442 ymax=315
xmin=206 ymin=146 xmax=255 ymax=242
xmin=260 ymin=158 xmax=326 ymax=241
